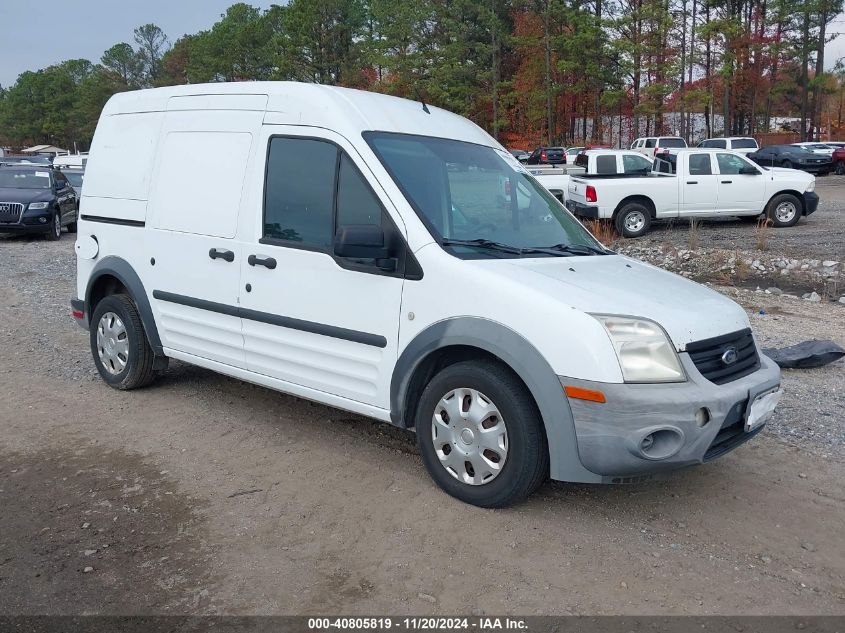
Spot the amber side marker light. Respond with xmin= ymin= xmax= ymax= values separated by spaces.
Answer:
xmin=564 ymin=385 xmax=607 ymax=403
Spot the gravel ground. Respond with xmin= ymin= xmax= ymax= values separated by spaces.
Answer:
xmin=1 ymin=227 xmax=844 ymax=615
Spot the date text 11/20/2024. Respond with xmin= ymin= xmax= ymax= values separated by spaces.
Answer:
xmin=307 ymin=617 xmax=528 ymax=630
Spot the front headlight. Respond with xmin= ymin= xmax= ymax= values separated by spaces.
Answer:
xmin=28 ymin=201 xmax=49 ymax=210
xmin=806 ymin=180 xmax=815 ymax=192
xmin=591 ymin=315 xmax=685 ymax=383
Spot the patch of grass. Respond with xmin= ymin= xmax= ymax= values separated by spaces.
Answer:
xmin=755 ymin=217 xmax=772 ymax=251
xmin=583 ymin=219 xmax=618 ymax=248
xmin=688 ymin=218 xmax=701 ymax=251
xmin=735 ymin=251 xmax=750 ymax=282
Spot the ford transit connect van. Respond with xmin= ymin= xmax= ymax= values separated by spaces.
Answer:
xmin=72 ymin=83 xmax=781 ymax=507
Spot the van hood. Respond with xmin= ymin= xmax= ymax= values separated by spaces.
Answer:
xmin=481 ymin=254 xmax=750 ymax=349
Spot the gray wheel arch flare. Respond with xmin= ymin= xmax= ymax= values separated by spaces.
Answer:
xmin=85 ymin=256 xmax=163 ymax=356
xmin=390 ymin=317 xmax=601 ymax=483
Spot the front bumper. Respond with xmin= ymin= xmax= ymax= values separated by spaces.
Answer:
xmin=799 ymin=163 xmax=831 ymax=174
xmin=0 ymin=208 xmax=53 ymax=233
xmin=803 ymin=191 xmax=819 ymax=215
xmin=561 ymin=352 xmax=781 ymax=481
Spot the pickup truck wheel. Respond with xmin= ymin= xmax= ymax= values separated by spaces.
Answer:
xmin=766 ymin=193 xmax=801 ymax=228
xmin=90 ymin=294 xmax=157 ymax=390
xmin=614 ymin=202 xmax=651 ymax=238
xmin=415 ymin=360 xmax=548 ymax=508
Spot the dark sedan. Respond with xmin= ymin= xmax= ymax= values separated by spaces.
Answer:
xmin=747 ymin=145 xmax=832 ymax=174
xmin=0 ymin=167 xmax=78 ymax=240
xmin=525 ymin=147 xmax=566 ymax=164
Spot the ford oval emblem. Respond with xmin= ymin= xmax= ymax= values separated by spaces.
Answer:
xmin=721 ymin=347 xmax=739 ymax=365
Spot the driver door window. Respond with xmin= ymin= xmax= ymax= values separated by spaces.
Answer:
xmin=716 ymin=153 xmax=749 ymax=175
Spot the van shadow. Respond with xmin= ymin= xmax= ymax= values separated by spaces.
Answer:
xmin=150 ymin=360 xmax=729 ymax=521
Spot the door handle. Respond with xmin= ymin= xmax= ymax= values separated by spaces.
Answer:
xmin=686 ymin=180 xmax=698 ymax=184
xmin=721 ymin=180 xmax=733 ymax=184
xmin=248 ymin=254 xmax=277 ymax=269
xmin=209 ymin=248 xmax=235 ymax=262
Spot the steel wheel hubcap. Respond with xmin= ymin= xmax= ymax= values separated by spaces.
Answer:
xmin=775 ymin=201 xmax=797 ymax=223
xmin=431 ymin=388 xmax=508 ymax=486
xmin=624 ymin=211 xmax=646 ymax=232
xmin=96 ymin=312 xmax=129 ymax=375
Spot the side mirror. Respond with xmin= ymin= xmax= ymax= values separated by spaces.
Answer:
xmin=334 ymin=224 xmax=396 ymax=271
xmin=740 ymin=166 xmax=759 ymax=175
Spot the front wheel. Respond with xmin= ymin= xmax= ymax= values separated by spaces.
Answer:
xmin=44 ymin=211 xmax=62 ymax=241
xmin=766 ymin=193 xmax=802 ymax=228
xmin=836 ymin=161 xmax=845 ymax=175
xmin=781 ymin=159 xmax=793 ymax=169
xmin=90 ymin=294 xmax=157 ymax=390
xmin=614 ymin=202 xmax=652 ymax=238
xmin=415 ymin=360 xmax=548 ymax=508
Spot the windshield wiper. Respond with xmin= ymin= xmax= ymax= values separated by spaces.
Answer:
xmin=529 ymin=243 xmax=612 ymax=256
xmin=440 ymin=238 xmax=525 ymax=255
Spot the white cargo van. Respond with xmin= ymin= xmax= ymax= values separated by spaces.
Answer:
xmin=73 ymin=83 xmax=781 ymax=507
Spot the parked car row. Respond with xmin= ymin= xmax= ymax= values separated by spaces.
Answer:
xmin=508 ymin=146 xmax=592 ymax=165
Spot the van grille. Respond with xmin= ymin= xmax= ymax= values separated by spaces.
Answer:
xmin=0 ymin=202 xmax=24 ymax=224
xmin=686 ymin=328 xmax=760 ymax=385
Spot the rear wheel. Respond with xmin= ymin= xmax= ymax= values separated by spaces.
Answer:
xmin=90 ymin=294 xmax=157 ymax=390
xmin=781 ymin=159 xmax=793 ymax=169
xmin=415 ymin=360 xmax=548 ymax=508
xmin=614 ymin=202 xmax=652 ymax=238
xmin=765 ymin=193 xmax=802 ymax=228
xmin=836 ymin=161 xmax=845 ymax=175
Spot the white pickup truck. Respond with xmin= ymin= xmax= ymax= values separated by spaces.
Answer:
xmin=530 ymin=150 xmax=652 ymax=203
xmin=565 ymin=148 xmax=819 ymax=237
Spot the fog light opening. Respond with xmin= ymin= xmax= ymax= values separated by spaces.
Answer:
xmin=696 ymin=407 xmax=711 ymax=428
xmin=38 ymin=217 xmax=47 ymax=224
xmin=638 ymin=428 xmax=684 ymax=460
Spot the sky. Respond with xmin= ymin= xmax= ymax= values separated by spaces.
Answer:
xmin=2 ymin=2 xmax=845 ymax=88
xmin=0 ymin=0 xmax=276 ymax=88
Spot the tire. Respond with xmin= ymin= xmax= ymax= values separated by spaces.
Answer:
xmin=44 ymin=211 xmax=61 ymax=241
xmin=67 ymin=212 xmax=78 ymax=233
xmin=781 ymin=159 xmax=793 ymax=169
xmin=90 ymin=294 xmax=157 ymax=390
xmin=415 ymin=360 xmax=549 ymax=508
xmin=836 ymin=161 xmax=845 ymax=176
xmin=765 ymin=193 xmax=802 ymax=228
xmin=614 ymin=202 xmax=652 ymax=238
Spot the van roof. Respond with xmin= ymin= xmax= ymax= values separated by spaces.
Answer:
xmin=102 ymin=81 xmax=495 ymax=148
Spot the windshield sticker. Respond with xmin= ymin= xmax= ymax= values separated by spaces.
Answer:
xmin=35 ymin=171 xmax=50 ymax=177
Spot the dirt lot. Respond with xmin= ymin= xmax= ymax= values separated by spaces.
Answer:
xmin=1 ymin=208 xmax=844 ymax=615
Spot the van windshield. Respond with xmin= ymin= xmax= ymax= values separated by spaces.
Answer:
xmin=364 ymin=132 xmax=604 ymax=258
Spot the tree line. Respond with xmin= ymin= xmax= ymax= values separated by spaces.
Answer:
xmin=0 ymin=0 xmax=842 ymax=152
